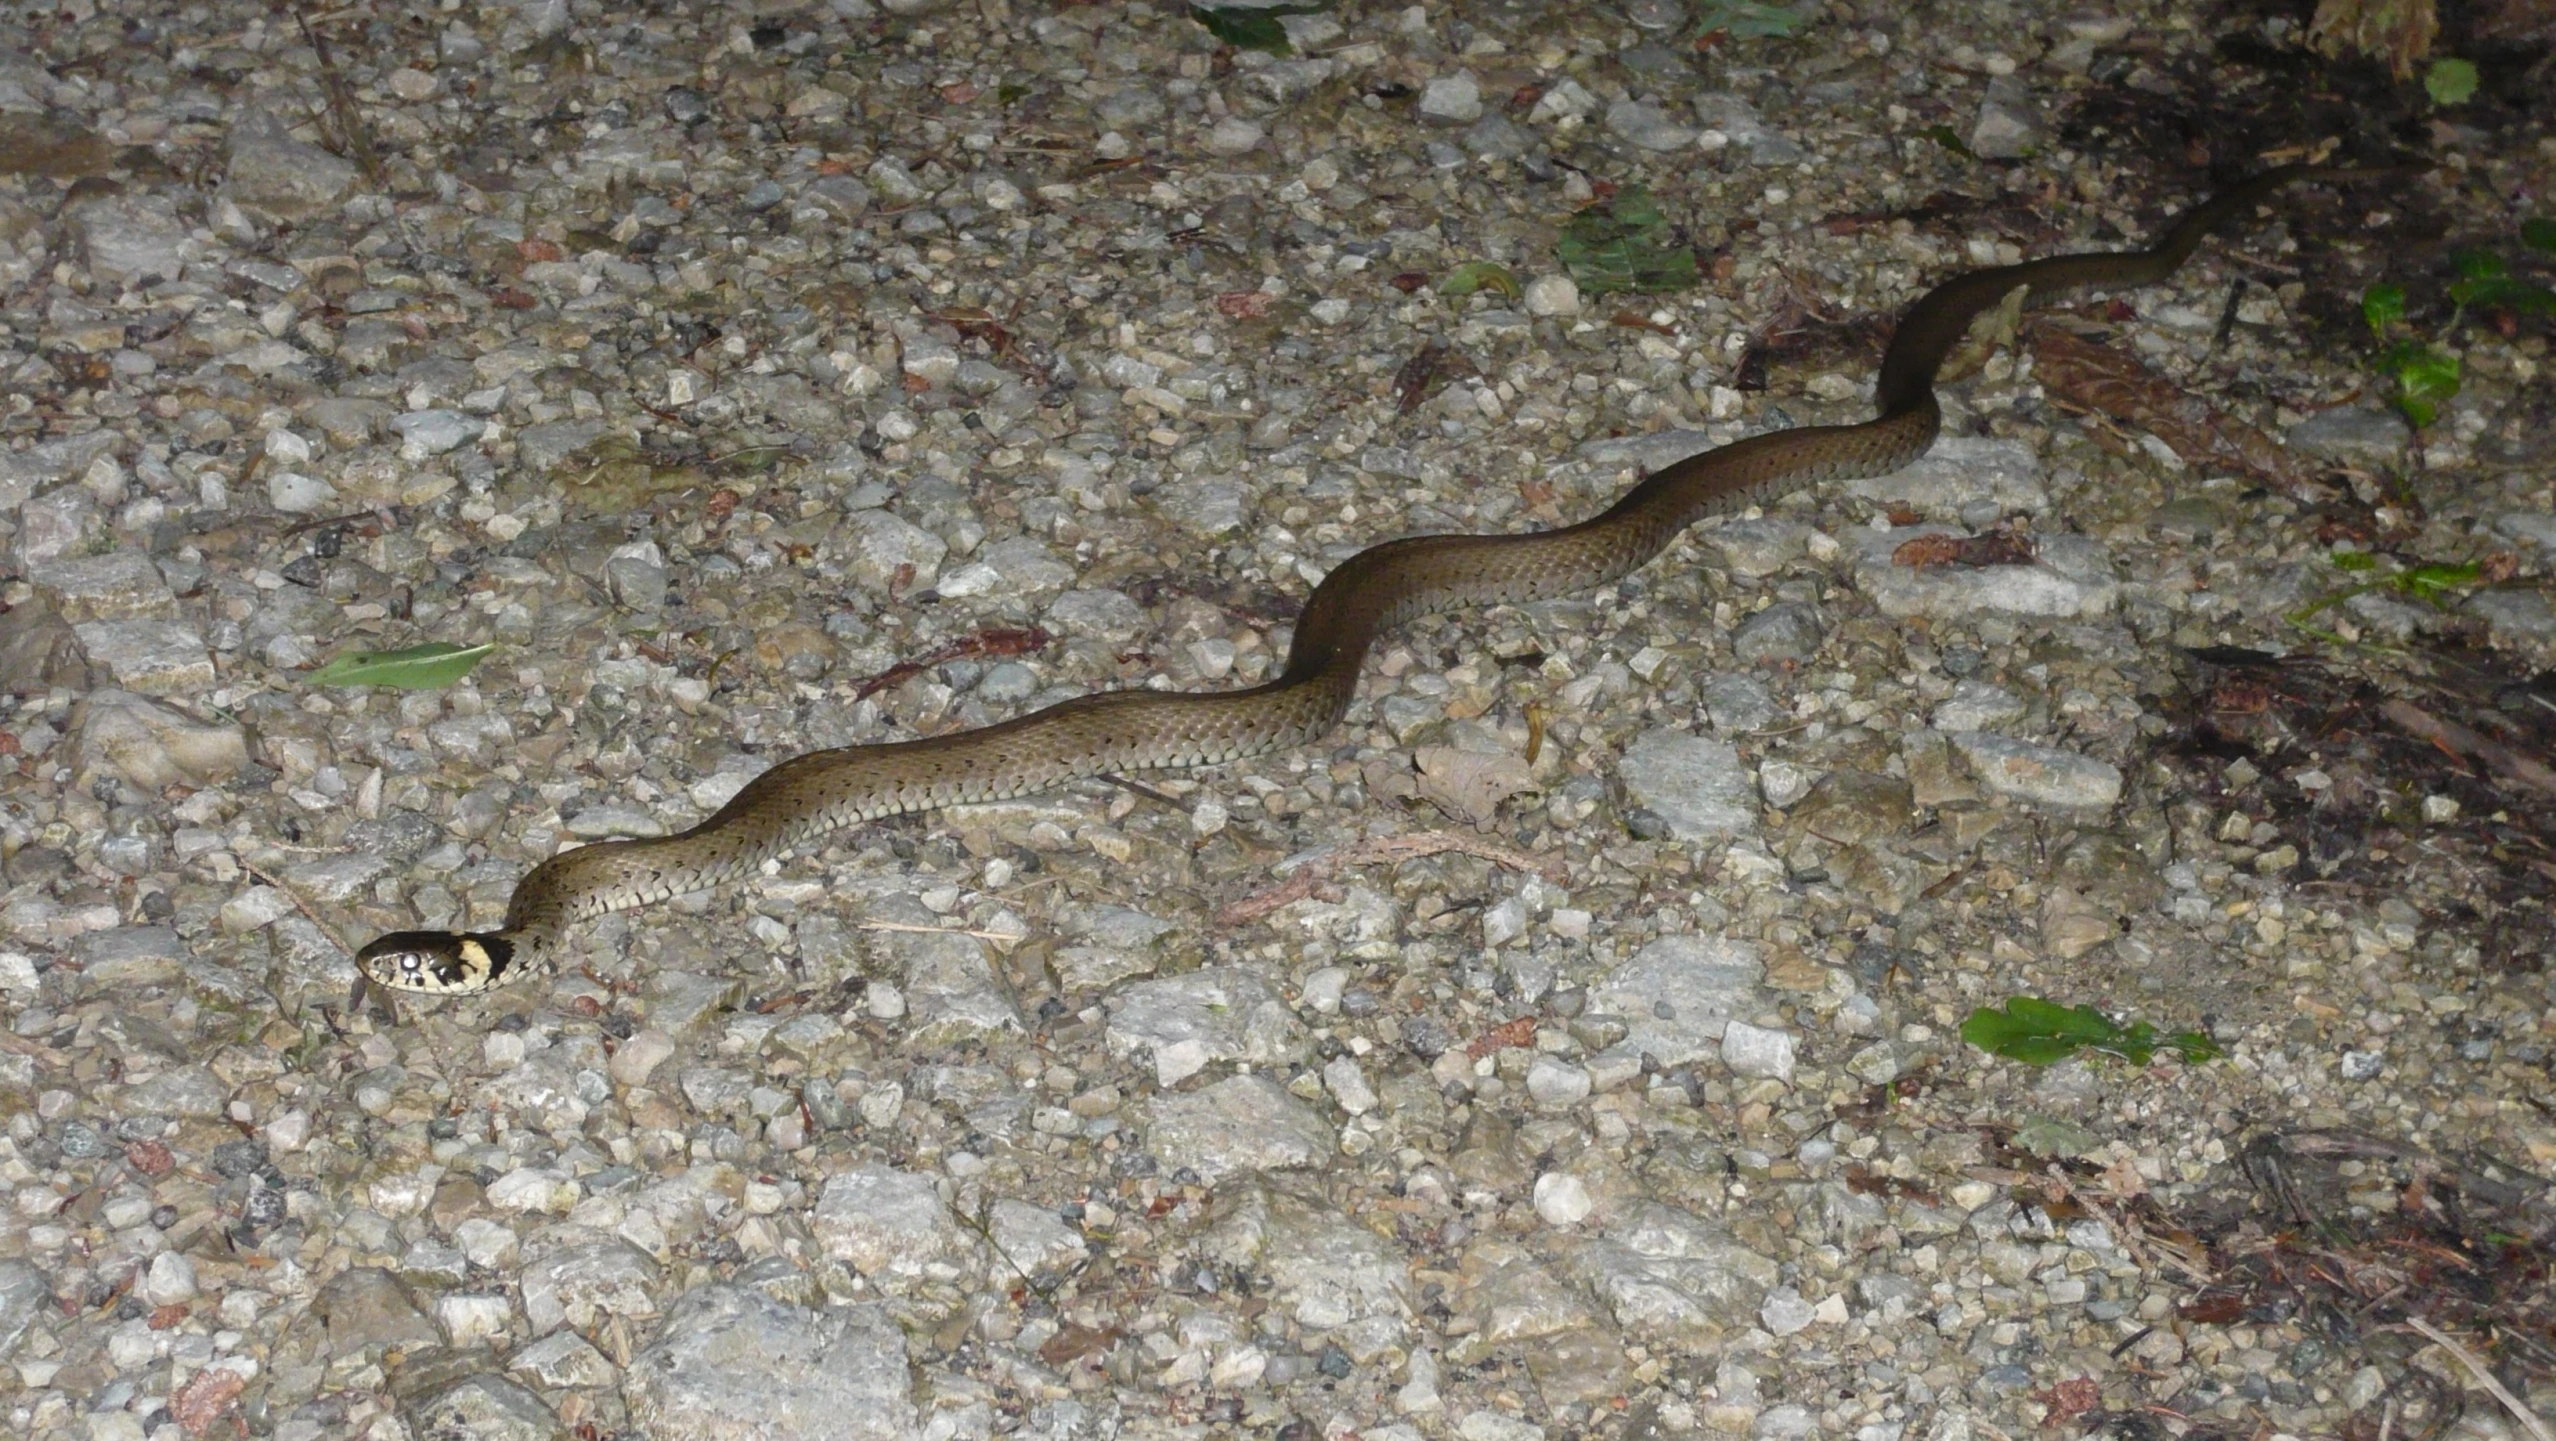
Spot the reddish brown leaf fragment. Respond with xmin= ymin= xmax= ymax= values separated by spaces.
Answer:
xmin=2034 ymin=1377 xmax=2103 ymax=1425
xmin=1891 ymin=528 xmax=2038 ymax=569
xmin=1215 ymin=289 xmax=1277 ymax=319
xmin=1039 ymin=1322 xmax=1120 ymax=1367
xmin=1388 ymin=272 xmax=1430 ymax=294
xmin=1467 ymin=1016 xmax=1537 ymax=1059
xmin=170 ymin=1366 xmax=246 ymax=1435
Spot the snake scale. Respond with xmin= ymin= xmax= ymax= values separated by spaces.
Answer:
xmin=357 ymin=164 xmax=2385 ymax=997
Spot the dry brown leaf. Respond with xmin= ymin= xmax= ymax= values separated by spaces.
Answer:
xmin=1411 ymin=746 xmax=1536 ymax=828
xmin=2031 ymin=323 xmax=2320 ymax=498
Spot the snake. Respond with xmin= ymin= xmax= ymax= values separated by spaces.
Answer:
xmin=357 ymin=164 xmax=2387 ymax=997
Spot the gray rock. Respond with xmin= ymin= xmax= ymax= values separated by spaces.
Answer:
xmin=266 ymin=470 xmax=339 ymax=514
xmin=988 ymin=1199 xmax=1088 ymax=1279
xmin=120 ymin=1062 xmax=230 ymax=1117
xmin=518 ymin=1226 xmax=662 ymax=1334
xmin=937 ymin=536 xmax=1076 ymax=597
xmin=1563 ymin=1200 xmax=1781 ymax=1346
xmin=1420 ymin=72 xmax=1484 ymax=124
xmin=1607 ymin=99 xmax=1696 ymax=151
xmin=1931 ymin=680 xmax=2024 ymax=732
xmin=74 ymin=927 xmax=187 ymax=988
xmin=2469 ymin=587 xmax=2556 ymax=652
xmin=1852 ymin=528 xmax=2117 ymax=620
xmin=886 ymin=926 xmax=1023 ymax=1043
xmin=509 ymin=1330 xmax=618 ymax=1390
xmin=1945 ymin=731 xmax=2123 ymax=811
xmin=812 ymin=1165 xmax=970 ymax=1284
xmin=1618 ymin=729 xmax=1757 ymax=838
xmin=315 ymin=1268 xmax=442 ymax=1356
xmin=1145 ymin=1075 xmax=1335 ymax=1182
xmin=399 ymin=1373 xmax=562 ymax=1441
xmin=1969 ymin=76 xmax=2042 ymax=159
xmin=626 ymin=1286 xmax=915 ymax=1441
xmin=69 ymin=619 xmax=216 ymax=695
xmin=67 ymin=689 xmax=250 ymax=788
xmin=2286 ymin=405 xmax=2412 ymax=467
xmin=26 ymin=551 xmax=175 ymax=621
xmin=1719 ymin=1021 xmax=1796 ymax=1081
xmin=0 ymin=432 xmax=118 ymax=512
xmin=225 ymin=108 xmax=361 ymax=221
xmin=1704 ymin=518 xmax=1811 ymax=579
xmin=1106 ymin=965 xmax=1307 ymax=1086
xmin=840 ymin=509 xmax=948 ymax=592
xmin=1731 ymin=601 xmax=1823 ymax=664
xmin=1588 ymin=936 xmax=1765 ymax=1067
xmin=1045 ymin=587 xmax=1148 ymax=642
xmin=394 ymin=409 xmax=485 ymax=460
xmin=1844 ymin=436 xmax=2047 ymax=516
xmin=1693 ymin=92 xmax=1804 ymax=163
xmin=70 ymin=192 xmax=198 ymax=286
xmin=0 ymin=1260 xmax=48 ymax=1360
xmin=1700 ymin=673 xmax=1782 ymax=733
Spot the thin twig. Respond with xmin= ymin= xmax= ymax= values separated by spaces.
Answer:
xmin=1217 ymin=829 xmax=1565 ymax=925
xmin=2404 ymin=1315 xmax=2553 ymax=1441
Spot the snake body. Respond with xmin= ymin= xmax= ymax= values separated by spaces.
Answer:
xmin=358 ymin=165 xmax=2370 ymax=996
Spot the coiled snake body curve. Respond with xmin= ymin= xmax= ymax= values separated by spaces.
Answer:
xmin=357 ymin=165 xmax=2381 ymax=997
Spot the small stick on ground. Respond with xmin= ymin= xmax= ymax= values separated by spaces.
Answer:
xmin=2403 ymin=1315 xmax=2554 ymax=1441
xmin=2379 ymin=699 xmax=2556 ymax=799
xmin=1217 ymin=829 xmax=1566 ymax=926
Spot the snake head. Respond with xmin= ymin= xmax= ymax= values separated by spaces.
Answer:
xmin=354 ymin=931 xmax=515 ymax=995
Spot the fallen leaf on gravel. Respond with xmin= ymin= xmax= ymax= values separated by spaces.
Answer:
xmin=1412 ymin=746 xmax=1536 ymax=827
xmin=2031 ymin=322 xmax=2320 ymax=498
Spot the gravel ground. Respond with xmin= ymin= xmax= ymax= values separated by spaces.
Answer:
xmin=1 ymin=2 xmax=2552 ymax=1440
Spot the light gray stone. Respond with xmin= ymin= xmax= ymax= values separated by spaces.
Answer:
xmin=1588 ymin=937 xmax=1766 ymax=1067
xmin=626 ymin=1286 xmax=914 ymax=1441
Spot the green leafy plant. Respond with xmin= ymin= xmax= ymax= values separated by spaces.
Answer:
xmin=1558 ymin=186 xmax=1698 ymax=296
xmin=2358 ymin=226 xmax=2555 ymax=428
xmin=2285 ymin=549 xmax=2484 ymax=645
xmin=2446 ymin=249 xmax=2556 ymax=322
xmin=2423 ymin=57 xmax=2478 ymax=105
xmin=1188 ymin=2 xmax=1326 ymax=56
xmin=2361 ymin=280 xmax=2460 ymax=427
xmin=307 ymin=640 xmax=495 ymax=689
xmin=1962 ymin=998 xmax=2221 ymax=1067
xmin=1438 ymin=261 xmax=1523 ymax=302
xmin=1694 ymin=1 xmax=1810 ymax=40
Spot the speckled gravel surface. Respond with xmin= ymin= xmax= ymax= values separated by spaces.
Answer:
xmin=2 ymin=2 xmax=2553 ymax=1440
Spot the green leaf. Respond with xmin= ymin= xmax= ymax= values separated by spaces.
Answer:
xmin=1914 ymin=124 xmax=1975 ymax=160
xmin=1189 ymin=2 xmax=1325 ymax=56
xmin=2394 ymin=561 xmax=2482 ymax=604
xmin=1961 ymin=998 xmax=2219 ymax=1067
xmin=1558 ymin=186 xmax=1699 ymax=297
xmin=2450 ymin=249 xmax=2506 ymax=281
xmin=2330 ymin=550 xmax=2380 ymax=572
xmin=2523 ymin=218 xmax=2556 ymax=255
xmin=2424 ymin=57 xmax=2479 ymax=106
xmin=2447 ymin=273 xmax=2556 ymax=315
xmin=2360 ymin=282 xmax=2406 ymax=339
xmin=1694 ymin=0 xmax=1810 ymax=40
xmin=307 ymin=640 xmax=495 ymax=689
xmin=2376 ymin=340 xmax=2460 ymax=427
xmin=1439 ymin=261 xmax=1523 ymax=302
